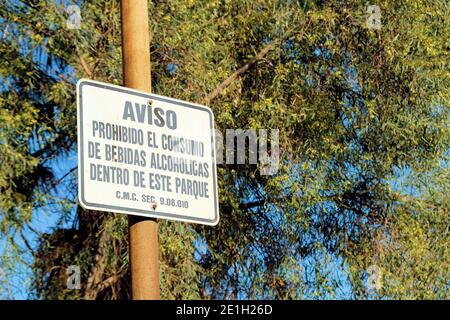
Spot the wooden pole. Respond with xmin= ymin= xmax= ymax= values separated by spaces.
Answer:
xmin=120 ymin=0 xmax=160 ymax=300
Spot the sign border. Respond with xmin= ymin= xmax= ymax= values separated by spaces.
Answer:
xmin=77 ymin=79 xmax=219 ymax=226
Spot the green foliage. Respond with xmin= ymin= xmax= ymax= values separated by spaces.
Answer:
xmin=0 ymin=0 xmax=448 ymax=299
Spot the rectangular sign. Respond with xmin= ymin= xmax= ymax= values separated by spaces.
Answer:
xmin=77 ymin=79 xmax=219 ymax=225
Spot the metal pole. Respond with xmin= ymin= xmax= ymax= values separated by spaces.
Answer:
xmin=120 ymin=0 xmax=160 ymax=300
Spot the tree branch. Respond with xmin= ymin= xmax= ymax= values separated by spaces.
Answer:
xmin=79 ymin=55 xmax=93 ymax=78
xmin=84 ymin=229 xmax=109 ymax=300
xmin=51 ymin=166 xmax=77 ymax=189
xmin=93 ymin=271 xmax=125 ymax=295
xmin=204 ymin=20 xmax=312 ymax=105
xmin=205 ymin=41 xmax=275 ymax=104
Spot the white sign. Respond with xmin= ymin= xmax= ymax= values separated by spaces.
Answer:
xmin=77 ymin=79 xmax=219 ymax=225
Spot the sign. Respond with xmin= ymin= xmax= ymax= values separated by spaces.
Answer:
xmin=77 ymin=79 xmax=219 ymax=225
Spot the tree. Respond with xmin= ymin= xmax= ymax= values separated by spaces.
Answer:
xmin=0 ymin=0 xmax=448 ymax=299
